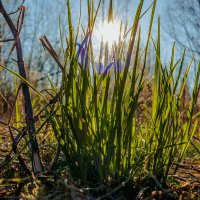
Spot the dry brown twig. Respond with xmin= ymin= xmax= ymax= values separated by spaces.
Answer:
xmin=11 ymin=6 xmax=25 ymax=52
xmin=0 ymin=0 xmax=44 ymax=177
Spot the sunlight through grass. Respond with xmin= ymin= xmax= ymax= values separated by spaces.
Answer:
xmin=94 ymin=20 xmax=121 ymax=49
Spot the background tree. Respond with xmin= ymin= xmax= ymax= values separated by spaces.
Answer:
xmin=166 ymin=0 xmax=200 ymax=60
xmin=166 ymin=0 xmax=200 ymax=100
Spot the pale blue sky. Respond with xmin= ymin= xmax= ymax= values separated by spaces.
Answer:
xmin=1 ymin=0 xmax=197 ymax=91
xmin=20 ymin=0 xmax=196 ymax=88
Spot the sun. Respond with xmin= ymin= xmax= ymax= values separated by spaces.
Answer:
xmin=94 ymin=20 xmax=121 ymax=49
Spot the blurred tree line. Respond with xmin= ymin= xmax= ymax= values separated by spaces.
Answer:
xmin=0 ymin=0 xmax=71 ymax=89
xmin=0 ymin=0 xmax=135 ymax=89
xmin=167 ymin=0 xmax=200 ymax=58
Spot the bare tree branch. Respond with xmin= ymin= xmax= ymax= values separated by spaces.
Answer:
xmin=166 ymin=0 xmax=200 ymax=57
xmin=0 ymin=0 xmax=44 ymax=177
xmin=9 ymin=0 xmax=25 ymax=15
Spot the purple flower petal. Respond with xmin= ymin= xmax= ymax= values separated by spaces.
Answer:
xmin=76 ymin=31 xmax=91 ymax=59
xmin=116 ymin=59 xmax=121 ymax=73
xmin=98 ymin=61 xmax=103 ymax=74
xmin=103 ymin=62 xmax=113 ymax=75
xmin=81 ymin=48 xmax=85 ymax=66
xmin=76 ymin=43 xmax=84 ymax=60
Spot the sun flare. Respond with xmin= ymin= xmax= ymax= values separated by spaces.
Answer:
xmin=94 ymin=20 xmax=121 ymax=48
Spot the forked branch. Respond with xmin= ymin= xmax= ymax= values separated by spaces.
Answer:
xmin=0 ymin=0 xmax=44 ymax=177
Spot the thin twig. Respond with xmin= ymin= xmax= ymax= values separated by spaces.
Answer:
xmin=0 ymin=0 xmax=44 ymax=177
xmin=8 ymin=126 xmax=31 ymax=175
xmin=191 ymin=141 xmax=200 ymax=154
xmin=39 ymin=35 xmax=64 ymax=72
xmin=0 ymin=119 xmax=23 ymax=133
xmin=194 ymin=136 xmax=200 ymax=142
xmin=9 ymin=0 xmax=25 ymax=15
xmin=0 ymin=38 xmax=15 ymax=42
xmin=7 ymin=83 xmax=22 ymax=124
xmin=97 ymin=176 xmax=131 ymax=200
xmin=11 ymin=6 xmax=25 ymax=51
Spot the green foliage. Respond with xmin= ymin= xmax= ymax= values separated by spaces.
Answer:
xmin=43 ymin=0 xmax=200 ymax=185
xmin=144 ymin=18 xmax=200 ymax=183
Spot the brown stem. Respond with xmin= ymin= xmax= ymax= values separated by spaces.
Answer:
xmin=8 ymin=126 xmax=31 ymax=176
xmin=0 ymin=1 xmax=44 ymax=176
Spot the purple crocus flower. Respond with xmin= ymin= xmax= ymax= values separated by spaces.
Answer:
xmin=103 ymin=62 xmax=114 ymax=75
xmin=98 ymin=61 xmax=114 ymax=75
xmin=98 ymin=61 xmax=103 ymax=74
xmin=76 ymin=31 xmax=114 ymax=73
xmin=115 ymin=59 xmax=122 ymax=73
xmin=76 ymin=31 xmax=91 ymax=67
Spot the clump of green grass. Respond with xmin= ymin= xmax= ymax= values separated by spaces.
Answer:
xmin=44 ymin=0 xmax=148 ymax=183
xmin=144 ymin=20 xmax=200 ymax=184
xmin=40 ymin=0 xmax=200 ymax=186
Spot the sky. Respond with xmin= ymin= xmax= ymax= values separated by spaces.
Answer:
xmin=6 ymin=0 xmax=195 ymax=88
xmin=2 ymin=0 xmax=186 ymax=67
xmin=1 ymin=0 xmax=188 ymax=66
xmin=23 ymin=0 xmax=174 ymax=56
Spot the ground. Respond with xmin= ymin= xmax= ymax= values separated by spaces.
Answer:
xmin=0 ymin=124 xmax=200 ymax=199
